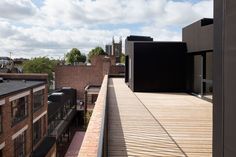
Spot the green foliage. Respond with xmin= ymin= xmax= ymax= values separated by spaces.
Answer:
xmin=88 ymin=46 xmax=107 ymax=62
xmin=65 ymin=48 xmax=86 ymax=64
xmin=22 ymin=57 xmax=57 ymax=84
xmin=120 ymin=53 xmax=125 ymax=63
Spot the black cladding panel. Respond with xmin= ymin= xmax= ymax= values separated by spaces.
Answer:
xmin=133 ymin=42 xmax=187 ymax=92
xmin=126 ymin=35 xmax=153 ymax=41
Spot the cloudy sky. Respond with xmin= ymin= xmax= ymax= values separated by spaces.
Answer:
xmin=0 ymin=0 xmax=213 ymax=59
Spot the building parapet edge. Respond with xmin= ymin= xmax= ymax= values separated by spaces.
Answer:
xmin=78 ymin=75 xmax=108 ymax=157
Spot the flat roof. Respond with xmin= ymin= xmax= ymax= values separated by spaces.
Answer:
xmin=85 ymin=85 xmax=100 ymax=94
xmin=0 ymin=79 xmax=45 ymax=97
xmin=107 ymin=78 xmax=212 ymax=156
xmin=86 ymin=87 xmax=100 ymax=93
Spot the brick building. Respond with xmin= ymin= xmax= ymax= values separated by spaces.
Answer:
xmin=0 ymin=73 xmax=54 ymax=157
xmin=55 ymin=55 xmax=124 ymax=100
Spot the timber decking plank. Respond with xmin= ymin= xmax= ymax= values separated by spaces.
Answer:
xmin=107 ymin=78 xmax=212 ymax=157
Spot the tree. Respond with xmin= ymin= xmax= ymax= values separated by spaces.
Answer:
xmin=65 ymin=48 xmax=86 ymax=64
xmin=120 ymin=53 xmax=125 ymax=63
xmin=23 ymin=57 xmax=57 ymax=85
xmin=88 ymin=46 xmax=107 ymax=62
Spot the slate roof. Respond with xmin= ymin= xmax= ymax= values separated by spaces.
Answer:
xmin=0 ymin=79 xmax=45 ymax=97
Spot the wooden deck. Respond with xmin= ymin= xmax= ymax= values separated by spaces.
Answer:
xmin=107 ymin=78 xmax=212 ymax=157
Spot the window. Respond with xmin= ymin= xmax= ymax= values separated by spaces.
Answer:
xmin=33 ymin=119 xmax=41 ymax=146
xmin=11 ymin=96 xmax=28 ymax=125
xmin=33 ymin=90 xmax=44 ymax=111
xmin=14 ymin=131 xmax=26 ymax=157
xmin=92 ymin=94 xmax=98 ymax=104
xmin=87 ymin=94 xmax=98 ymax=105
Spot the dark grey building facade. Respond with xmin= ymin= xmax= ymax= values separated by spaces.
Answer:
xmin=213 ymin=0 xmax=236 ymax=157
xmin=183 ymin=18 xmax=213 ymax=98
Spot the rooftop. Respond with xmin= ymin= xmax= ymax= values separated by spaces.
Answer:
xmin=107 ymin=78 xmax=212 ymax=156
xmin=0 ymin=79 xmax=45 ymax=97
xmin=79 ymin=77 xmax=212 ymax=156
xmin=85 ymin=85 xmax=101 ymax=94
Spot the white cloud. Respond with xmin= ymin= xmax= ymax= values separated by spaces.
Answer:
xmin=0 ymin=0 xmax=213 ymax=58
xmin=35 ymin=0 xmax=167 ymax=26
xmin=0 ymin=0 xmax=38 ymax=20
xmin=0 ymin=21 xmax=18 ymax=37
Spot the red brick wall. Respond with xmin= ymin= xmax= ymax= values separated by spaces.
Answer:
xmin=109 ymin=65 xmax=125 ymax=75
xmin=55 ymin=56 xmax=111 ymax=99
xmin=0 ymin=84 xmax=48 ymax=157
xmin=0 ymin=93 xmax=33 ymax=157
xmin=78 ymin=75 xmax=108 ymax=157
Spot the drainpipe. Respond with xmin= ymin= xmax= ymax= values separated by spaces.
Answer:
xmin=31 ymin=89 xmax=34 ymax=157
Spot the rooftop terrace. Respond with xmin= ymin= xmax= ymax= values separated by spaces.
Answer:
xmin=79 ymin=76 xmax=212 ymax=156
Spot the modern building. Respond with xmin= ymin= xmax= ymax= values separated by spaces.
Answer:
xmin=183 ymin=18 xmax=213 ymax=99
xmin=0 ymin=73 xmax=52 ymax=157
xmin=125 ymin=35 xmax=187 ymax=92
xmin=125 ymin=19 xmax=213 ymax=101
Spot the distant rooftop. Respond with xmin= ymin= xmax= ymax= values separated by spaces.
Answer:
xmin=126 ymin=35 xmax=153 ymax=41
xmin=0 ymin=57 xmax=11 ymax=60
xmin=0 ymin=79 xmax=44 ymax=97
xmin=85 ymin=85 xmax=101 ymax=94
